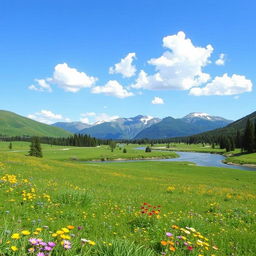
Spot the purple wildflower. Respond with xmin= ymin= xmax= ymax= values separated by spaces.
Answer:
xmin=47 ymin=242 xmax=56 ymax=247
xmin=166 ymin=232 xmax=173 ymax=237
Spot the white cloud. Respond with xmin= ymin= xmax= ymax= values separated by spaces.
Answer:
xmin=151 ymin=96 xmax=164 ymax=104
xmin=52 ymin=63 xmax=97 ymax=92
xmin=189 ymin=73 xmax=253 ymax=96
xmin=132 ymin=31 xmax=213 ymax=90
xmin=91 ymin=80 xmax=134 ymax=98
xmin=28 ymin=110 xmax=70 ymax=124
xmin=109 ymin=53 xmax=137 ymax=77
xmin=28 ymin=79 xmax=52 ymax=92
xmin=80 ymin=112 xmax=119 ymax=124
xmin=80 ymin=117 xmax=90 ymax=124
xmin=215 ymin=53 xmax=225 ymax=66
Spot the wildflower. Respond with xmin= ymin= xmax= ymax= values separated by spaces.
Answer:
xmin=88 ymin=240 xmax=96 ymax=246
xmin=161 ymin=241 xmax=167 ymax=246
xmin=187 ymin=246 xmax=193 ymax=251
xmin=11 ymin=246 xmax=18 ymax=251
xmin=48 ymin=242 xmax=56 ymax=247
xmin=11 ymin=233 xmax=20 ymax=239
xmin=169 ymin=246 xmax=176 ymax=251
xmin=166 ymin=232 xmax=173 ymax=237
xmin=67 ymin=225 xmax=75 ymax=230
xmin=28 ymin=247 xmax=35 ymax=253
xmin=62 ymin=240 xmax=71 ymax=249
xmin=21 ymin=230 xmax=31 ymax=235
xmin=44 ymin=246 xmax=52 ymax=251
xmin=61 ymin=228 xmax=69 ymax=233
xmin=29 ymin=238 xmax=38 ymax=245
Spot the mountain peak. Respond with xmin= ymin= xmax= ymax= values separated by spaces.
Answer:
xmin=185 ymin=112 xmax=210 ymax=118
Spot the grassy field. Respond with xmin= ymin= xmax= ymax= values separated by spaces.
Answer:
xmin=152 ymin=143 xmax=229 ymax=154
xmin=0 ymin=142 xmax=178 ymax=161
xmin=0 ymin=142 xmax=255 ymax=255
xmin=225 ymin=152 xmax=256 ymax=166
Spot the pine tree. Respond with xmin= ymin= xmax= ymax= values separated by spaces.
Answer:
xmin=225 ymin=137 xmax=231 ymax=152
xmin=243 ymin=120 xmax=255 ymax=153
xmin=28 ymin=137 xmax=43 ymax=157
xmin=235 ymin=130 xmax=241 ymax=148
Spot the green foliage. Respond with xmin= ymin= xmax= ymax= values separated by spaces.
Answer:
xmin=243 ymin=120 xmax=255 ymax=153
xmin=95 ymin=240 xmax=156 ymax=256
xmin=57 ymin=190 xmax=92 ymax=208
xmin=145 ymin=146 xmax=151 ymax=152
xmin=28 ymin=137 xmax=43 ymax=157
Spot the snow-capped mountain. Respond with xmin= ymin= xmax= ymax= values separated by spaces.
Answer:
xmin=52 ymin=113 xmax=232 ymax=139
xmin=79 ymin=115 xmax=161 ymax=139
xmin=182 ymin=112 xmax=231 ymax=122
xmin=135 ymin=113 xmax=232 ymax=139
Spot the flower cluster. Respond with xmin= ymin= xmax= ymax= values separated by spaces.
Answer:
xmin=161 ymin=225 xmax=218 ymax=255
xmin=140 ymin=202 xmax=161 ymax=216
xmin=0 ymin=174 xmax=18 ymax=184
xmin=28 ymin=238 xmax=56 ymax=255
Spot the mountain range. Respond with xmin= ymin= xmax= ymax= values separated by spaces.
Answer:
xmin=53 ymin=113 xmax=232 ymax=139
xmin=192 ymin=111 xmax=256 ymax=139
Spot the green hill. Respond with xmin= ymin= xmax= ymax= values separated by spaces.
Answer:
xmin=0 ymin=110 xmax=71 ymax=137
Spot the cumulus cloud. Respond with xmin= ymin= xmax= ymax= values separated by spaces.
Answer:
xmin=152 ymin=96 xmax=164 ymax=104
xmin=215 ymin=53 xmax=225 ymax=65
xmin=28 ymin=110 xmax=70 ymax=124
xmin=28 ymin=79 xmax=52 ymax=92
xmin=29 ymin=63 xmax=97 ymax=93
xmin=80 ymin=112 xmax=119 ymax=124
xmin=52 ymin=63 xmax=97 ymax=92
xmin=109 ymin=53 xmax=137 ymax=77
xmin=189 ymin=73 xmax=253 ymax=96
xmin=91 ymin=80 xmax=134 ymax=98
xmin=132 ymin=31 xmax=213 ymax=90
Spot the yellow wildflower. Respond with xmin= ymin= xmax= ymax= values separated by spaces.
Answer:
xmin=11 ymin=233 xmax=20 ymax=239
xmin=11 ymin=246 xmax=18 ymax=251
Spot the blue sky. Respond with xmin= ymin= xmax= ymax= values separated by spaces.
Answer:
xmin=0 ymin=0 xmax=255 ymax=124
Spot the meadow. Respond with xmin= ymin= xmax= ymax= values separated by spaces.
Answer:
xmin=0 ymin=142 xmax=255 ymax=255
xmin=225 ymin=153 xmax=256 ymax=166
xmin=0 ymin=142 xmax=177 ymax=161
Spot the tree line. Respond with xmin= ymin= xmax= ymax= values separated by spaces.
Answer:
xmin=0 ymin=134 xmax=110 ymax=147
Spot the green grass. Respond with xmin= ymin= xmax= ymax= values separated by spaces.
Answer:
xmin=0 ymin=110 xmax=71 ymax=137
xmin=0 ymin=143 xmax=255 ymax=255
xmin=0 ymin=142 xmax=178 ymax=161
xmin=152 ymin=142 xmax=243 ymax=155
xmin=225 ymin=152 xmax=256 ymax=166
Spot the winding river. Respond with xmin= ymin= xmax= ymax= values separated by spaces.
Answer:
xmin=86 ymin=148 xmax=256 ymax=171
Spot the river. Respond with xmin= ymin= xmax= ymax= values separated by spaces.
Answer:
xmin=85 ymin=148 xmax=256 ymax=171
